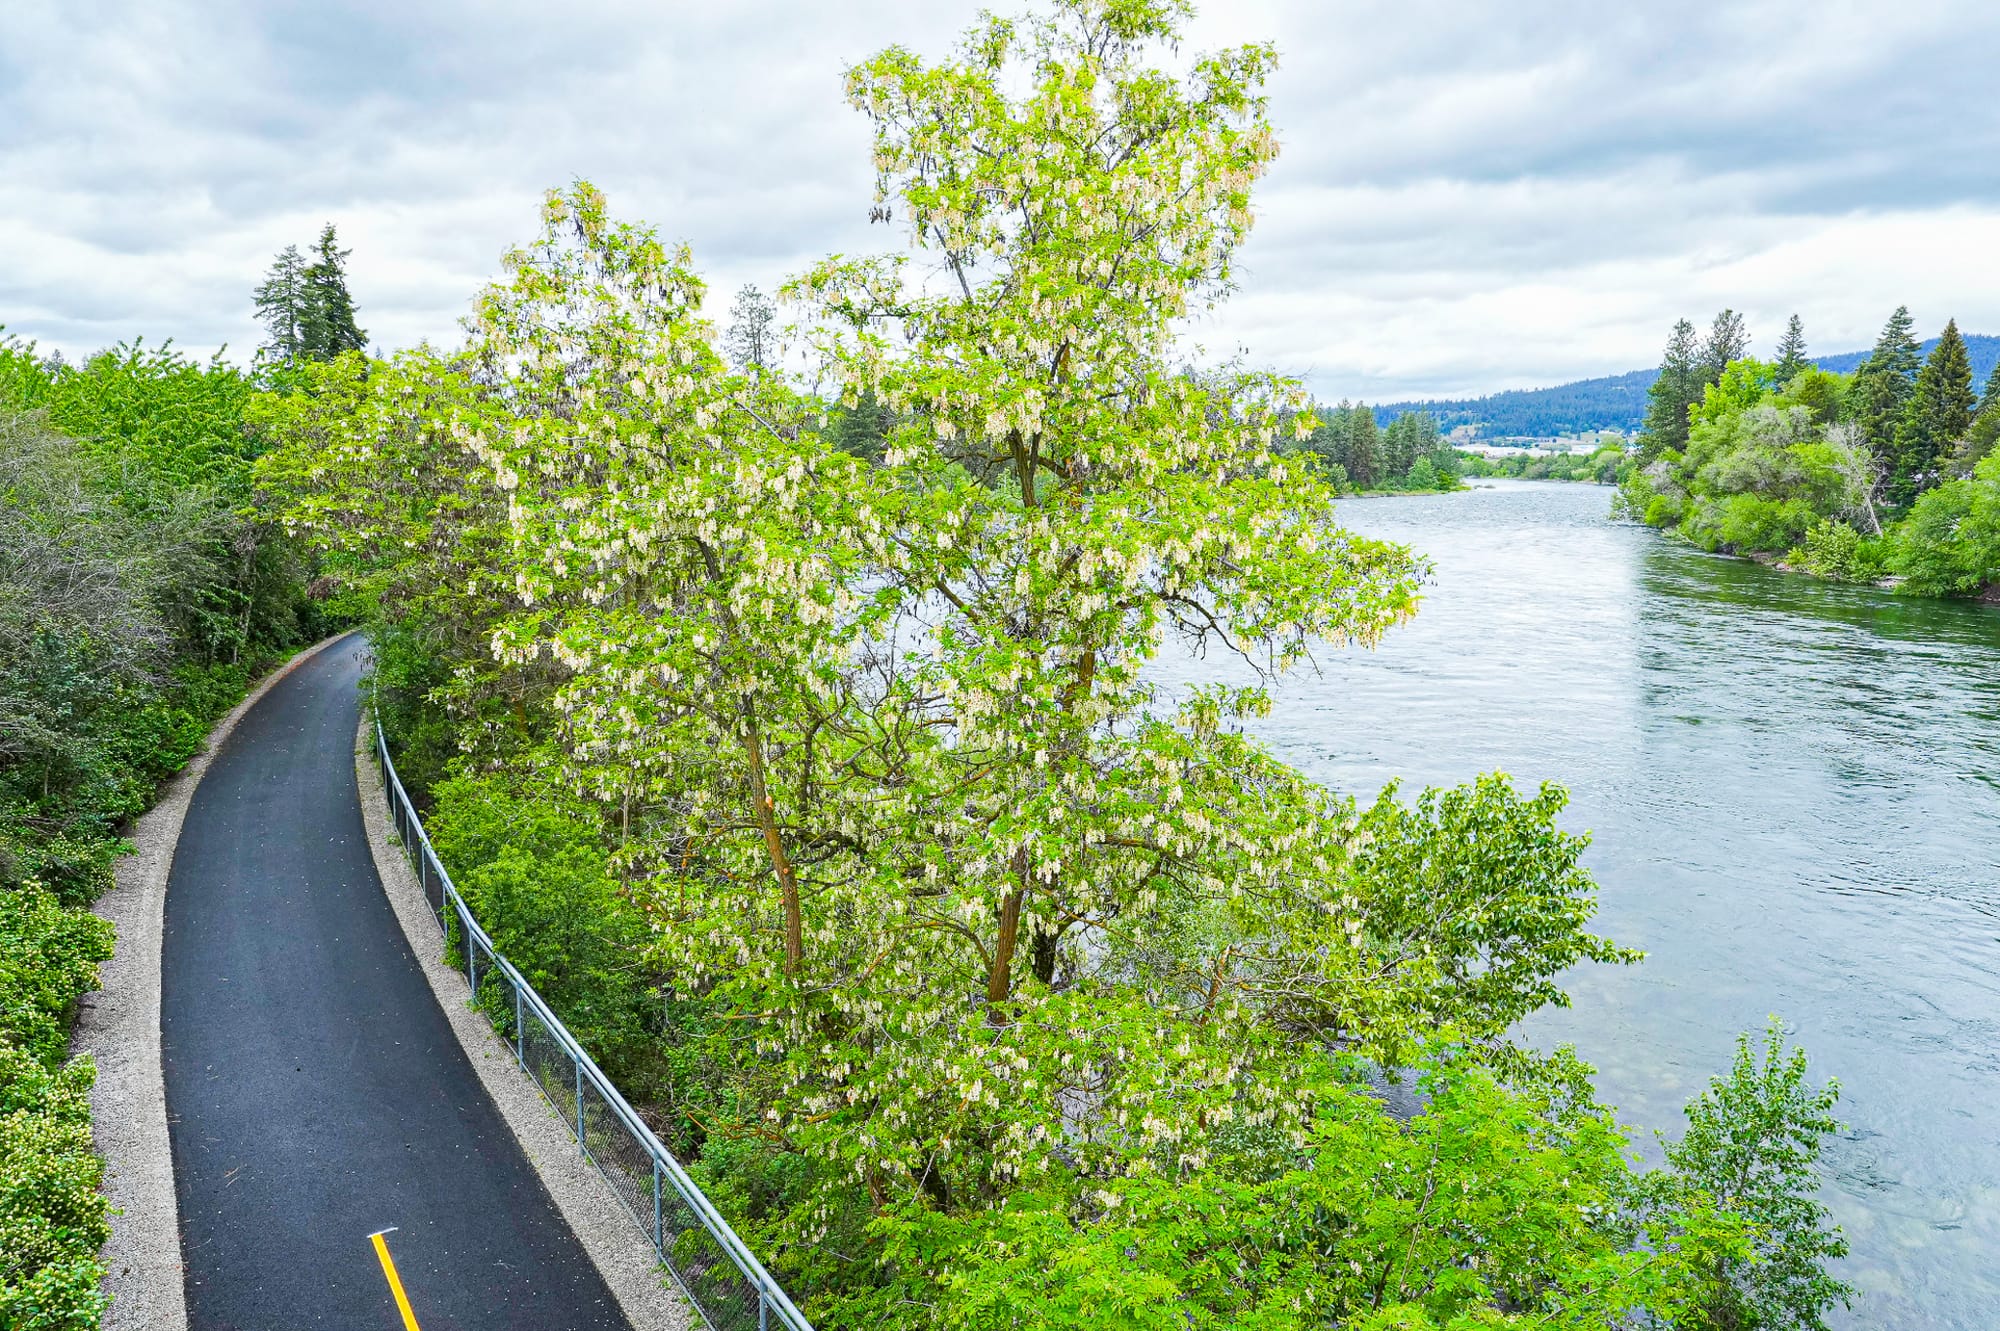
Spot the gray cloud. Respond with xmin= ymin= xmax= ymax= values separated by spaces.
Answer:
xmin=4 ymin=0 xmax=1996 ymax=397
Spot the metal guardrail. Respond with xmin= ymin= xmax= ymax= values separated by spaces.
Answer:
xmin=374 ymin=720 xmax=813 ymax=1331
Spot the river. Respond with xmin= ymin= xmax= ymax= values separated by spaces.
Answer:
xmin=1158 ymin=478 xmax=2000 ymax=1327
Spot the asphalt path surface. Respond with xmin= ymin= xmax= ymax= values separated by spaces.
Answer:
xmin=161 ymin=638 xmax=631 ymax=1331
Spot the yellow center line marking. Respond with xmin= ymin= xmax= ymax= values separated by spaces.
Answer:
xmin=368 ymin=1228 xmax=422 ymax=1331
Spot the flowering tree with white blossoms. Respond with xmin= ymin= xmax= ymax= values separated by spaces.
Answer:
xmin=711 ymin=1 xmax=1650 ymax=1321
xmin=256 ymin=3 xmax=1874 ymax=1327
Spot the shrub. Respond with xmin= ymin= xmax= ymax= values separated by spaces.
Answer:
xmin=1665 ymin=1021 xmax=1853 ymax=1331
xmin=0 ymin=886 xmax=115 ymax=1067
xmin=1890 ymin=461 xmax=2000 ymax=596
xmin=1691 ymin=494 xmax=1818 ymax=554
xmin=0 ymin=1048 xmax=110 ymax=1331
xmin=0 ymin=887 xmax=115 ymax=1330
xmin=421 ymin=772 xmax=673 ymax=1100
xmin=1790 ymin=520 xmax=1887 ymax=583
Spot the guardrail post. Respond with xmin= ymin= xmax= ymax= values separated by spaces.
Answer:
xmin=761 ymin=1290 xmax=769 ymax=1330
xmin=653 ymin=1158 xmax=663 ymax=1254
xmin=574 ymin=1057 xmax=585 ymax=1147
xmin=515 ymin=981 xmax=525 ymax=1064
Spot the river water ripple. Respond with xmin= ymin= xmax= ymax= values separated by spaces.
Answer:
xmin=1154 ymin=479 xmax=2000 ymax=1327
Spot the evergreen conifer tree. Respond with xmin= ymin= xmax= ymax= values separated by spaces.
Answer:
xmin=1980 ymin=356 xmax=2000 ymax=417
xmin=1698 ymin=308 xmax=1749 ymax=383
xmin=1774 ymin=314 xmax=1808 ymax=383
xmin=1305 ymin=402 xmax=1354 ymax=483
xmin=1407 ymin=411 xmax=1448 ymax=475
xmin=724 ymin=283 xmax=777 ymax=373
xmin=1868 ymin=305 xmax=1923 ymax=381
xmin=1380 ymin=413 xmax=1417 ymax=482
xmin=253 ymin=244 xmax=309 ymax=363
xmin=299 ymin=224 xmax=367 ymax=359
xmin=1850 ymin=306 xmax=1922 ymax=477
xmin=1345 ymin=404 xmax=1380 ymax=489
xmin=830 ymin=387 xmax=892 ymax=464
xmin=1639 ymin=318 xmax=1701 ymax=460
xmin=1891 ymin=319 xmax=1975 ymax=499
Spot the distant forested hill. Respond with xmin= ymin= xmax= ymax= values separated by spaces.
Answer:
xmin=1376 ymin=334 xmax=1999 ymax=438
xmin=1374 ymin=369 xmax=1657 ymax=438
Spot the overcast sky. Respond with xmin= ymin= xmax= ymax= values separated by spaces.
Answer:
xmin=5 ymin=0 xmax=1997 ymax=400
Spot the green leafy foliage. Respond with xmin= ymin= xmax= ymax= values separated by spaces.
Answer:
xmin=0 ymin=887 xmax=114 ymax=1067
xmin=0 ymin=331 xmax=330 ymax=1328
xmin=1664 ymin=1021 xmax=1853 ymax=1330
xmin=853 ymin=1051 xmax=1746 ymax=1331
xmin=1459 ymin=442 xmax=1627 ymax=484
xmin=0 ymin=887 xmax=114 ymax=1331
xmin=1343 ymin=777 xmax=1640 ymax=1062
xmin=422 ymin=771 xmax=672 ymax=1098
xmin=1889 ymin=452 xmax=2000 ymax=596
xmin=0 ymin=1047 xmax=110 ymax=1331
xmin=257 ymin=4 xmax=1857 ymax=1325
xmin=1788 ymin=519 xmax=1887 ymax=584
xmin=1619 ymin=307 xmax=2000 ymax=598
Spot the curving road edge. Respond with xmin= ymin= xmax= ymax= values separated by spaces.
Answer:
xmin=74 ymin=631 xmax=349 ymax=1331
xmin=350 ymin=715 xmax=688 ymax=1331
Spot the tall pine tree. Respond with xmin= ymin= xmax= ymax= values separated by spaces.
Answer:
xmin=831 ymin=387 xmax=893 ymax=463
xmin=1848 ymin=305 xmax=1912 ymax=465
xmin=1867 ymin=305 xmax=1923 ymax=380
xmin=1980 ymin=356 xmax=2000 ymax=417
xmin=724 ymin=283 xmax=777 ymax=373
xmin=1639 ymin=318 xmax=1701 ymax=459
xmin=1891 ymin=319 xmax=1975 ymax=499
xmin=1345 ymin=403 xmax=1379 ymax=488
xmin=1698 ymin=309 xmax=1749 ymax=383
xmin=1774 ymin=314 xmax=1808 ymax=383
xmin=1851 ymin=306 xmax=1922 ymax=482
xmin=300 ymin=224 xmax=367 ymax=358
xmin=255 ymin=225 xmax=367 ymax=363
xmin=253 ymin=244 xmax=308 ymax=362
xmin=1380 ymin=413 xmax=1417 ymax=481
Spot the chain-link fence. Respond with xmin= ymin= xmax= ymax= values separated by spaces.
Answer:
xmin=375 ymin=721 xmax=812 ymax=1331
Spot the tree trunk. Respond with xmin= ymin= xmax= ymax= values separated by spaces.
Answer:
xmin=985 ymin=850 xmax=1028 ymax=1023
xmin=741 ymin=709 xmax=803 ymax=975
xmin=1031 ymin=923 xmax=1059 ymax=986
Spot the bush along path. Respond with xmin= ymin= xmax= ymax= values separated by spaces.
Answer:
xmin=1 ymin=337 xmax=336 ymax=1330
xmin=158 ymin=636 xmax=631 ymax=1330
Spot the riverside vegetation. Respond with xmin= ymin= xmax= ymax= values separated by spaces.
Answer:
xmin=0 ymin=229 xmax=359 ymax=1328
xmin=245 ymin=4 xmax=1856 ymax=1328
xmin=1288 ymin=404 xmax=1466 ymax=493
xmin=1621 ymin=309 xmax=2000 ymax=596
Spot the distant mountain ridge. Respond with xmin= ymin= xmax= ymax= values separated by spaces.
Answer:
xmin=1374 ymin=334 xmax=2000 ymax=439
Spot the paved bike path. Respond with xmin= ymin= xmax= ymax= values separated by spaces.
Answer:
xmin=161 ymin=638 xmax=631 ymax=1331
